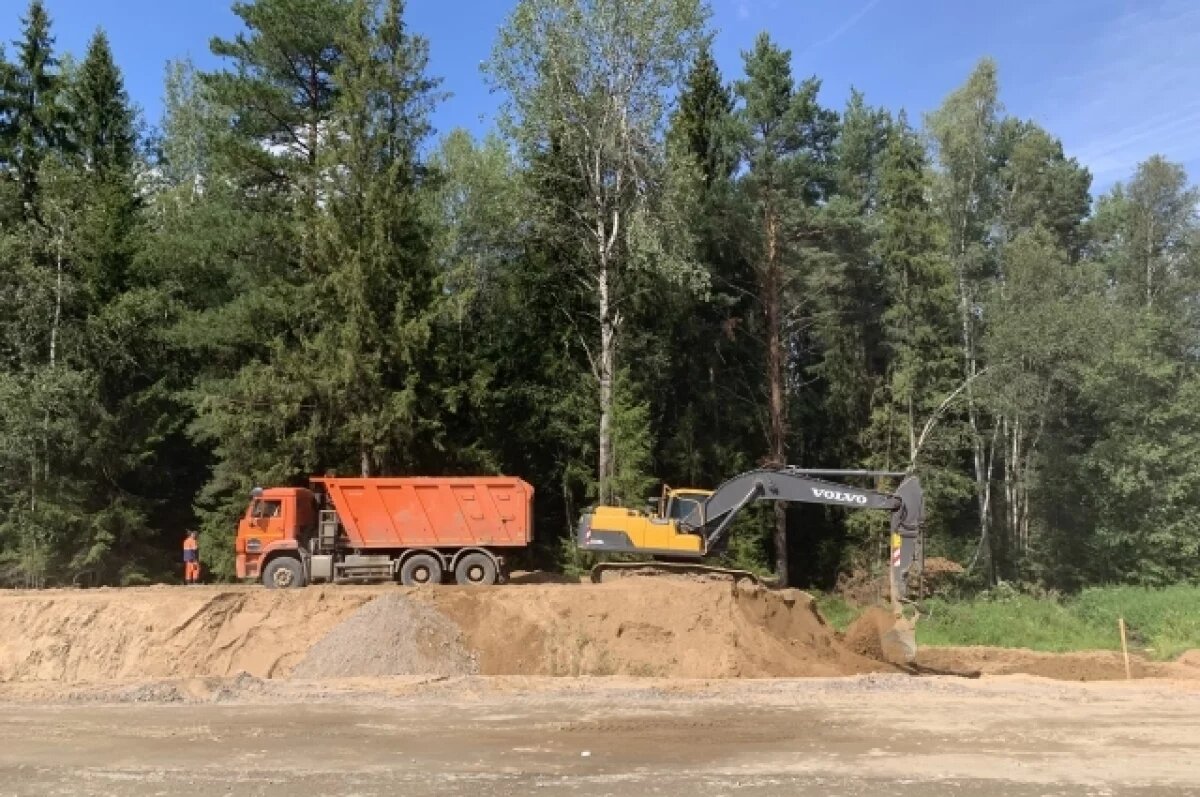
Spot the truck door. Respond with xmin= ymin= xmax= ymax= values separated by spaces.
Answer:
xmin=249 ymin=497 xmax=288 ymax=547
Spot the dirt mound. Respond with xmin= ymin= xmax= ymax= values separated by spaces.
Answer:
xmin=914 ymin=646 xmax=1182 ymax=681
xmin=843 ymin=607 xmax=893 ymax=661
xmin=0 ymin=581 xmax=891 ymax=683
xmin=292 ymin=593 xmax=478 ymax=678
xmin=17 ymin=580 xmax=1189 ymax=686
xmin=0 ymin=586 xmax=375 ymax=683
xmin=836 ymin=556 xmax=965 ymax=605
xmin=414 ymin=580 xmax=890 ymax=678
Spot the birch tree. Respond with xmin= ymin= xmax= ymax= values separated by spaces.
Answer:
xmin=926 ymin=59 xmax=1001 ymax=578
xmin=486 ymin=0 xmax=709 ymax=504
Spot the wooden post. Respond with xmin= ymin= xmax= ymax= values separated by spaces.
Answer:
xmin=1119 ymin=617 xmax=1132 ymax=680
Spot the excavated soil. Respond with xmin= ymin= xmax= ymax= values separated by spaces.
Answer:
xmin=914 ymin=645 xmax=1181 ymax=681
xmin=0 ymin=586 xmax=376 ymax=682
xmin=416 ymin=580 xmax=888 ymax=678
xmin=1 ymin=580 xmax=1197 ymax=686
xmin=0 ymin=581 xmax=885 ymax=683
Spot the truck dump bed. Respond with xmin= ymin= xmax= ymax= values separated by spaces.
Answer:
xmin=312 ymin=477 xmax=533 ymax=550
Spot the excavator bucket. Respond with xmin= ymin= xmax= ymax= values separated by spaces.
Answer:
xmin=883 ymin=476 xmax=924 ymax=664
xmin=879 ymin=612 xmax=918 ymax=664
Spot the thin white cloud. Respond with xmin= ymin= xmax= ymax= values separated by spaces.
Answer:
xmin=731 ymin=0 xmax=779 ymax=22
xmin=799 ymin=0 xmax=884 ymax=57
xmin=1048 ymin=0 xmax=1200 ymax=188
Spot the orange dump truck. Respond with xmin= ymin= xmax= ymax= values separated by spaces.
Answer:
xmin=235 ymin=476 xmax=533 ymax=588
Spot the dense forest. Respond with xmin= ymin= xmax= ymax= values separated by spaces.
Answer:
xmin=2 ymin=0 xmax=1198 ymax=591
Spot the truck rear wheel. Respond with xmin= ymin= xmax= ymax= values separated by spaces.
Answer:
xmin=263 ymin=556 xmax=306 ymax=589
xmin=399 ymin=554 xmax=443 ymax=586
xmin=454 ymin=552 xmax=498 ymax=586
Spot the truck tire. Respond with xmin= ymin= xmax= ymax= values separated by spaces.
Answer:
xmin=262 ymin=556 xmax=306 ymax=589
xmin=399 ymin=553 xmax=443 ymax=586
xmin=454 ymin=552 xmax=498 ymax=586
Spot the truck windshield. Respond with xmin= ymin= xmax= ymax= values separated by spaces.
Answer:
xmin=253 ymin=500 xmax=282 ymax=519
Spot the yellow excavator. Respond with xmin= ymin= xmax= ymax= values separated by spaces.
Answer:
xmin=576 ymin=467 xmax=925 ymax=661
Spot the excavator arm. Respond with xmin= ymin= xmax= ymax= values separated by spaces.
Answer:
xmin=687 ymin=467 xmax=924 ymax=607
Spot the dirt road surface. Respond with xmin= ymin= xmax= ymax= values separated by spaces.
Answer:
xmin=4 ymin=582 xmax=1200 ymax=795
xmin=2 ymin=675 xmax=1200 ymax=796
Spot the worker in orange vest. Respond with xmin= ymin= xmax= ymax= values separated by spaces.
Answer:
xmin=183 ymin=530 xmax=200 ymax=585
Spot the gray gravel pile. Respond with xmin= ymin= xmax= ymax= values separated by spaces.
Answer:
xmin=290 ymin=593 xmax=479 ymax=678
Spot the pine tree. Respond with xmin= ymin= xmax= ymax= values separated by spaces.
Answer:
xmin=204 ymin=0 xmax=353 ymax=202
xmin=732 ymin=33 xmax=837 ymax=585
xmin=183 ymin=0 xmax=360 ymax=578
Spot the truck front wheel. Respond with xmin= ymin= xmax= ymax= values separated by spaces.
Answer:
xmin=399 ymin=554 xmax=443 ymax=586
xmin=454 ymin=552 xmax=498 ymax=586
xmin=263 ymin=556 xmax=306 ymax=589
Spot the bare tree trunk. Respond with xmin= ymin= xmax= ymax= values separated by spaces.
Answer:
xmin=953 ymin=204 xmax=996 ymax=581
xmin=764 ymin=205 xmax=788 ymax=585
xmin=50 ymin=240 xmax=63 ymax=369
xmin=360 ymin=442 xmax=371 ymax=478
xmin=598 ymin=246 xmax=615 ymax=506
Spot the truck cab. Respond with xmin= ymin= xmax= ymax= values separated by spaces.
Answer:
xmin=234 ymin=487 xmax=317 ymax=583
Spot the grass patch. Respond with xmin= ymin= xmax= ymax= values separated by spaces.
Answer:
xmin=813 ymin=593 xmax=859 ymax=632
xmin=813 ymin=584 xmax=1200 ymax=660
xmin=917 ymin=595 xmax=1115 ymax=653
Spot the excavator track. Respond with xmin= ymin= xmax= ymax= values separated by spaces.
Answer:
xmin=589 ymin=560 xmax=777 ymax=588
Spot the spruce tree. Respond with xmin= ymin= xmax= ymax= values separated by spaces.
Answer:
xmin=71 ymin=30 xmax=134 ymax=176
xmin=312 ymin=0 xmax=442 ymax=477
xmin=870 ymin=112 xmax=962 ymax=507
xmin=812 ymin=90 xmax=889 ymax=465
xmin=3 ymin=0 xmax=67 ymax=215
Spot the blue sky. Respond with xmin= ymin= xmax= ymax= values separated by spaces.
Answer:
xmin=3 ymin=0 xmax=1198 ymax=194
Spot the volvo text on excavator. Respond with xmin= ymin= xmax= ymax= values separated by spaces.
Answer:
xmin=576 ymin=467 xmax=925 ymax=661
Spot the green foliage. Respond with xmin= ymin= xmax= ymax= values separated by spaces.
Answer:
xmin=917 ymin=592 xmax=1117 ymax=653
xmin=812 ymin=592 xmax=858 ymax=632
xmin=4 ymin=3 xmax=1200 ymax=597
xmin=69 ymin=31 xmax=134 ymax=175
xmin=915 ymin=585 xmax=1200 ymax=660
xmin=487 ymin=0 xmax=710 ymax=504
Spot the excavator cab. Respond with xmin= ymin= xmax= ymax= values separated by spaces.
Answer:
xmin=663 ymin=488 xmax=710 ymax=524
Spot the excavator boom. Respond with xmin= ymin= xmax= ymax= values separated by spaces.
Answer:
xmin=689 ymin=467 xmax=923 ymax=607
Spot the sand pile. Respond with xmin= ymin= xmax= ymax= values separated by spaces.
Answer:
xmin=412 ymin=579 xmax=890 ymax=678
xmin=0 ymin=580 xmax=890 ymax=683
xmin=6 ymin=579 xmax=1188 ymax=685
xmin=0 ymin=586 xmax=375 ymax=682
xmin=291 ymin=594 xmax=478 ymax=678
